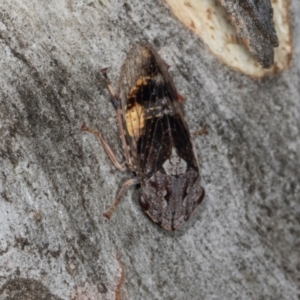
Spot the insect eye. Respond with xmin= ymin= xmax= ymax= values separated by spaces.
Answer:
xmin=139 ymin=194 xmax=150 ymax=211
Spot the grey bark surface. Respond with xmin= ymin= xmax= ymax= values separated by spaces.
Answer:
xmin=0 ymin=1 xmax=299 ymax=299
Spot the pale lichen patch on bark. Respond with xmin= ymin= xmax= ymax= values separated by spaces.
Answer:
xmin=165 ymin=0 xmax=292 ymax=78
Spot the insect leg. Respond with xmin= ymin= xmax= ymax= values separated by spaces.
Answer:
xmin=81 ymin=122 xmax=127 ymax=172
xmin=100 ymin=68 xmax=120 ymax=110
xmin=115 ymin=254 xmax=126 ymax=300
xmin=101 ymin=68 xmax=134 ymax=170
xmin=103 ymin=177 xmax=139 ymax=220
xmin=191 ymin=126 xmax=208 ymax=137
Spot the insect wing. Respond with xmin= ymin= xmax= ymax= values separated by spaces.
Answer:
xmin=118 ymin=43 xmax=197 ymax=176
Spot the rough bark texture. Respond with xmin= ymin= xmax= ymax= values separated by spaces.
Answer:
xmin=0 ymin=1 xmax=299 ymax=299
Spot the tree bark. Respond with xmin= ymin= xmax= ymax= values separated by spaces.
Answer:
xmin=0 ymin=1 xmax=299 ymax=299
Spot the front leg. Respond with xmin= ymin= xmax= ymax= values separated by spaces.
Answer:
xmin=191 ymin=126 xmax=208 ymax=137
xmin=103 ymin=177 xmax=139 ymax=220
xmin=81 ymin=123 xmax=140 ymax=220
xmin=81 ymin=122 xmax=126 ymax=172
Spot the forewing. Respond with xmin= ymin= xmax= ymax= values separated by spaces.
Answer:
xmin=118 ymin=43 xmax=198 ymax=176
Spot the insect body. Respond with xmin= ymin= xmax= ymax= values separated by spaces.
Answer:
xmin=82 ymin=43 xmax=205 ymax=230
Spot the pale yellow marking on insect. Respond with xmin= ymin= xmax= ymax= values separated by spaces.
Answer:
xmin=162 ymin=147 xmax=187 ymax=175
xmin=125 ymin=102 xmax=145 ymax=138
xmin=142 ymin=48 xmax=152 ymax=59
xmin=136 ymin=77 xmax=149 ymax=86
xmin=127 ymin=76 xmax=152 ymax=100
xmin=125 ymin=76 xmax=153 ymax=138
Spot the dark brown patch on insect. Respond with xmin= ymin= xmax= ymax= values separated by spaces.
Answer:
xmin=82 ymin=43 xmax=205 ymax=230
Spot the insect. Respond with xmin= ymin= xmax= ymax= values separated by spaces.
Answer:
xmin=219 ymin=0 xmax=279 ymax=68
xmin=82 ymin=43 xmax=205 ymax=230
